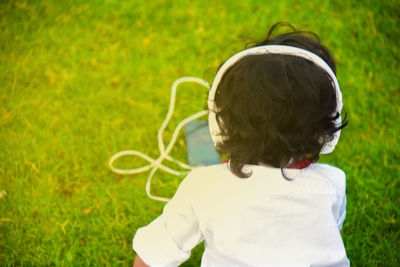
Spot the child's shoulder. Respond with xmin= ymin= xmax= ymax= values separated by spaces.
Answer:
xmin=311 ymin=163 xmax=345 ymax=176
xmin=180 ymin=164 xmax=233 ymax=191
xmin=186 ymin=163 xmax=230 ymax=182
xmin=310 ymin=163 xmax=346 ymax=193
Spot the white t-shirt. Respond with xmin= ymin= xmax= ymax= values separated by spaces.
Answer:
xmin=133 ymin=163 xmax=349 ymax=267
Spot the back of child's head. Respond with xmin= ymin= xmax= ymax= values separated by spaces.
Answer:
xmin=213 ymin=22 xmax=347 ymax=178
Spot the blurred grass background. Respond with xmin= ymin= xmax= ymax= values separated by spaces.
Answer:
xmin=0 ymin=0 xmax=399 ymax=265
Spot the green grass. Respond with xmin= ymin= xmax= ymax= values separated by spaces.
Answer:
xmin=1 ymin=0 xmax=399 ymax=265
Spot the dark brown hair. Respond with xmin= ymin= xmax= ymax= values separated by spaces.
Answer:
xmin=213 ymin=22 xmax=348 ymax=178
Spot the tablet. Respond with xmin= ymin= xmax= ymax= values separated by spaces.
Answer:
xmin=184 ymin=120 xmax=221 ymax=166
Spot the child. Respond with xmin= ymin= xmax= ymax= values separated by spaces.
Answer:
xmin=132 ymin=22 xmax=349 ymax=267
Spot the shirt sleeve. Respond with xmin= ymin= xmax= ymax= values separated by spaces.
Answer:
xmin=336 ymin=172 xmax=347 ymax=231
xmin=133 ymin=170 xmax=204 ymax=267
xmin=337 ymin=193 xmax=347 ymax=231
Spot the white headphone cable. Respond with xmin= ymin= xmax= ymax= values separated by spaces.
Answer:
xmin=109 ymin=77 xmax=210 ymax=202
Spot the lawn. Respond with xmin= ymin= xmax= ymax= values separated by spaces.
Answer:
xmin=0 ymin=0 xmax=399 ymax=265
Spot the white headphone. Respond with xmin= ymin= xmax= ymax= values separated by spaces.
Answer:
xmin=207 ymin=45 xmax=343 ymax=154
xmin=109 ymin=45 xmax=343 ymax=202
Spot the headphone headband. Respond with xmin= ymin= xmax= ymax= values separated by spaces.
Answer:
xmin=208 ymin=45 xmax=343 ymax=154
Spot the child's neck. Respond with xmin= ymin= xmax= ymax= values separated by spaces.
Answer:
xmin=258 ymin=158 xmax=311 ymax=169
xmin=289 ymin=158 xmax=311 ymax=169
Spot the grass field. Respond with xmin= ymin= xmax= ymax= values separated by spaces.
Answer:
xmin=1 ymin=0 xmax=399 ymax=265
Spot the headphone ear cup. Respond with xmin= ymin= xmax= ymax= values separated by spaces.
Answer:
xmin=208 ymin=109 xmax=224 ymax=148
xmin=320 ymin=115 xmax=342 ymax=154
xmin=207 ymin=99 xmax=214 ymax=111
